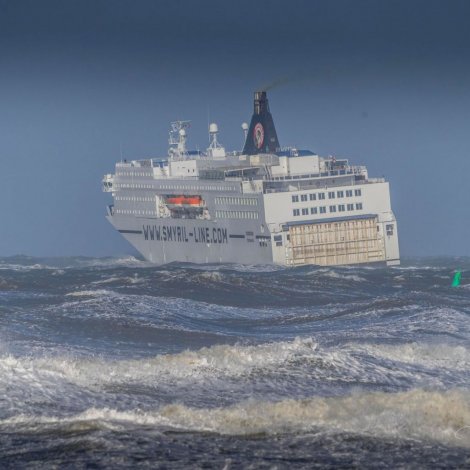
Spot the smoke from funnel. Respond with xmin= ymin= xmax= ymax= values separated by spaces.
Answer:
xmin=260 ymin=69 xmax=334 ymax=92
xmin=261 ymin=76 xmax=296 ymax=91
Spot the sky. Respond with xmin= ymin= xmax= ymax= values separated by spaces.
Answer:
xmin=0 ymin=0 xmax=469 ymax=257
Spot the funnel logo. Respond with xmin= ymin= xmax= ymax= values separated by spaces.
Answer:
xmin=253 ymin=123 xmax=264 ymax=149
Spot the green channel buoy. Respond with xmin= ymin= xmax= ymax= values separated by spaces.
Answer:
xmin=451 ymin=271 xmax=461 ymax=287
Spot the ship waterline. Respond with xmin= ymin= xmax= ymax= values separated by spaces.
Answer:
xmin=103 ymin=91 xmax=400 ymax=267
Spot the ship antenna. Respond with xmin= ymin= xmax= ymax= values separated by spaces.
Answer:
xmin=207 ymin=105 xmax=211 ymax=144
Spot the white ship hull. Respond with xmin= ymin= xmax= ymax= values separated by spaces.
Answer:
xmin=108 ymin=215 xmax=273 ymax=265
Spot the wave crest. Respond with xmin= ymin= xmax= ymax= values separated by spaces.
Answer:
xmin=3 ymin=389 xmax=469 ymax=447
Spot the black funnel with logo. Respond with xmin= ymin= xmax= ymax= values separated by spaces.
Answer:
xmin=242 ymin=91 xmax=280 ymax=155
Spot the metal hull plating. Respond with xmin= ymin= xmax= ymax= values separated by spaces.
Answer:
xmin=108 ymin=215 xmax=273 ymax=265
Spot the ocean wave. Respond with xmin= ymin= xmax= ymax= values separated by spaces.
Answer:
xmin=0 ymin=336 xmax=439 ymax=396
xmin=58 ymin=291 xmax=226 ymax=324
xmin=65 ymin=289 xmax=118 ymax=298
xmin=0 ymin=255 xmax=150 ymax=271
xmin=1 ymin=338 xmax=321 ymax=387
xmin=0 ymin=277 xmax=19 ymax=290
xmin=220 ymin=263 xmax=284 ymax=273
xmin=2 ymin=389 xmax=469 ymax=447
xmin=313 ymin=269 xmax=367 ymax=282
xmin=352 ymin=342 xmax=470 ymax=371
xmin=0 ymin=263 xmax=53 ymax=272
xmin=73 ymin=256 xmax=152 ymax=269
xmin=171 ymin=263 xmax=284 ymax=273
xmin=90 ymin=275 xmax=144 ymax=286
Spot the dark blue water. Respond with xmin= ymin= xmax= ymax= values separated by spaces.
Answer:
xmin=0 ymin=255 xmax=469 ymax=468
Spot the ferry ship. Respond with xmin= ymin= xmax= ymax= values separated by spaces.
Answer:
xmin=102 ymin=91 xmax=400 ymax=266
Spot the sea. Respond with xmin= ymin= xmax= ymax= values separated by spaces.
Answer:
xmin=0 ymin=255 xmax=469 ymax=469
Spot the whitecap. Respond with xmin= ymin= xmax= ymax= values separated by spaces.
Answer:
xmin=2 ymin=389 xmax=469 ymax=447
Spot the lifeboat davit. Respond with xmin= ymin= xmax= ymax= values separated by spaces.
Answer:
xmin=166 ymin=195 xmax=202 ymax=206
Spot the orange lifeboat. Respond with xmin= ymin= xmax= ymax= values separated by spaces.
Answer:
xmin=166 ymin=195 xmax=202 ymax=206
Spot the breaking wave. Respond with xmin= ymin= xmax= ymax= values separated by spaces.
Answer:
xmin=3 ymin=389 xmax=469 ymax=447
xmin=354 ymin=342 xmax=470 ymax=371
xmin=65 ymin=289 xmax=117 ymax=298
xmin=311 ymin=268 xmax=367 ymax=283
xmin=2 ymin=337 xmax=469 ymax=399
xmin=0 ymin=338 xmax=320 ymax=386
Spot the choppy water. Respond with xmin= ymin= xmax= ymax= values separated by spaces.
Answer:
xmin=0 ymin=255 xmax=469 ymax=468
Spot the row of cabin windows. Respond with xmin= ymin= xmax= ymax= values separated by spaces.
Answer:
xmin=116 ymin=172 xmax=153 ymax=177
xmin=215 ymin=210 xmax=259 ymax=219
xmin=115 ymin=209 xmax=155 ymax=215
xmin=293 ymin=203 xmax=363 ymax=217
xmin=158 ymin=184 xmax=235 ymax=191
xmin=115 ymin=183 xmax=236 ymax=191
xmin=115 ymin=196 xmax=154 ymax=202
xmin=292 ymin=188 xmax=361 ymax=203
xmin=116 ymin=184 xmax=153 ymax=189
xmin=215 ymin=197 xmax=258 ymax=206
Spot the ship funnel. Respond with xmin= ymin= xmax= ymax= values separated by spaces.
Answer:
xmin=242 ymin=91 xmax=280 ymax=155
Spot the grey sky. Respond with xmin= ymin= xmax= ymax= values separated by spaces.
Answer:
xmin=0 ymin=0 xmax=469 ymax=256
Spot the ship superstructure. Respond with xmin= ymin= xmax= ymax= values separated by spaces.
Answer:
xmin=103 ymin=91 xmax=400 ymax=266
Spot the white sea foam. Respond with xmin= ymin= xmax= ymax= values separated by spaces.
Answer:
xmin=90 ymin=275 xmax=144 ymax=285
xmin=65 ymin=289 xmax=117 ymax=298
xmin=5 ymin=335 xmax=467 ymax=395
xmin=311 ymin=269 xmax=367 ymax=282
xmin=79 ymin=256 xmax=151 ymax=268
xmin=353 ymin=342 xmax=470 ymax=371
xmin=2 ymin=389 xmax=469 ymax=447
xmin=0 ymin=263 xmax=52 ymax=271
xmin=193 ymin=271 xmax=224 ymax=282
xmin=227 ymin=263 xmax=284 ymax=273
xmin=0 ymin=256 xmax=151 ymax=271
xmin=33 ymin=337 xmax=322 ymax=385
xmin=2 ymin=336 xmax=468 ymax=422
xmin=0 ymin=336 xmax=426 ymax=400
